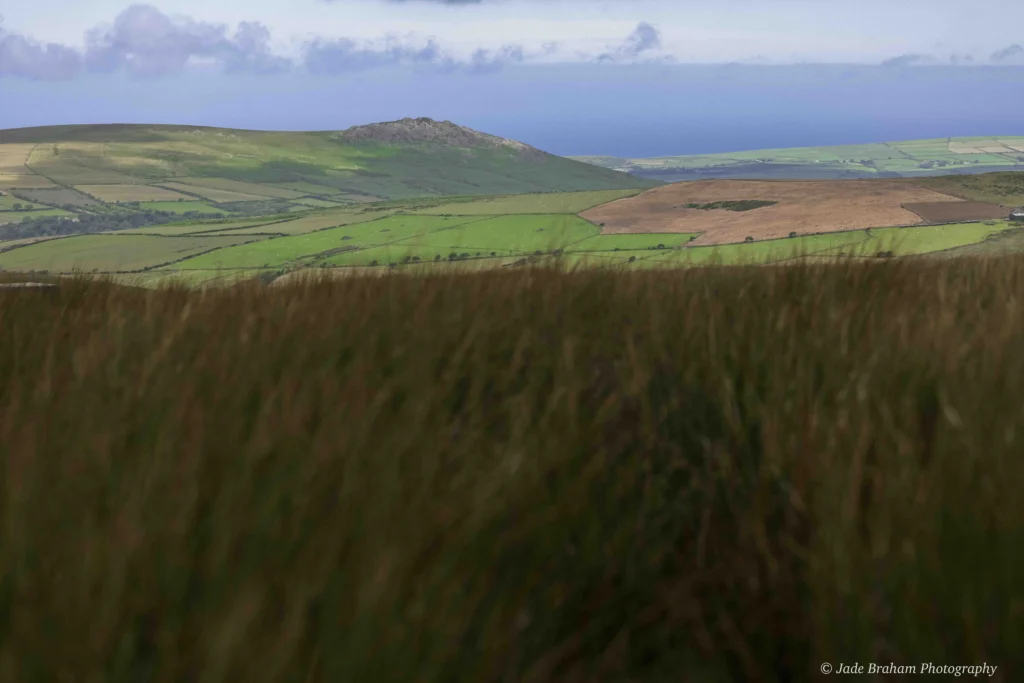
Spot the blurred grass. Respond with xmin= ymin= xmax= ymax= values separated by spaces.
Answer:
xmin=1 ymin=258 xmax=1023 ymax=682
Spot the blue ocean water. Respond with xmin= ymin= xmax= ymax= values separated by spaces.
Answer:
xmin=3 ymin=64 xmax=1023 ymax=159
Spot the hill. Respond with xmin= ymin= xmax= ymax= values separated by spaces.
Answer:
xmin=0 ymin=120 xmax=659 ymax=207
xmin=571 ymin=136 xmax=1024 ymax=182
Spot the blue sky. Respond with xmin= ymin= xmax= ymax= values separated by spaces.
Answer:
xmin=2 ymin=0 xmax=1024 ymax=156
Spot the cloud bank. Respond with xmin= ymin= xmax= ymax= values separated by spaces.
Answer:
xmin=3 ymin=4 xmax=1024 ymax=81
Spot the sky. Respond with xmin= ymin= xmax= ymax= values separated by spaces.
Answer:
xmin=2 ymin=0 xmax=1024 ymax=156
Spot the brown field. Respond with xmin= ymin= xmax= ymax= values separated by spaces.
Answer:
xmin=75 ymin=184 xmax=192 ymax=202
xmin=17 ymin=188 xmax=99 ymax=207
xmin=0 ymin=144 xmax=36 ymax=174
xmin=0 ymin=174 xmax=56 ymax=189
xmin=174 ymin=177 xmax=306 ymax=199
xmin=580 ymin=179 xmax=967 ymax=245
xmin=902 ymin=201 xmax=1009 ymax=223
xmin=160 ymin=182 xmax=269 ymax=203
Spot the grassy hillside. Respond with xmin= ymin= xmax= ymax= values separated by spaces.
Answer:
xmin=0 ymin=120 xmax=658 ymax=206
xmin=572 ymin=136 xmax=1024 ymax=181
xmin=1 ymin=262 xmax=1021 ymax=681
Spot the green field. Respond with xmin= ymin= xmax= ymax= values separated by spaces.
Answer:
xmin=138 ymin=200 xmax=230 ymax=214
xmin=0 ymin=234 xmax=268 ymax=272
xmin=198 ymin=210 xmax=391 ymax=236
xmin=639 ymin=222 xmax=1015 ymax=267
xmin=572 ymin=136 xmax=1024 ymax=181
xmin=291 ymin=198 xmax=346 ymax=209
xmin=0 ymin=122 xmax=655 ymax=204
xmin=15 ymin=187 xmax=98 ymax=207
xmin=394 ymin=215 xmax=599 ymax=253
xmin=0 ymin=208 xmax=76 ymax=224
xmin=569 ymin=232 xmax=699 ymax=251
xmin=172 ymin=215 xmax=485 ymax=270
xmin=0 ymin=195 xmax=47 ymax=211
xmin=412 ymin=189 xmax=643 ymax=215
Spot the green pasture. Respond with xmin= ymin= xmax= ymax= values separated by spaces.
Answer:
xmin=574 ymin=135 xmax=1024 ymax=179
xmin=0 ymin=234 xmax=268 ymax=272
xmin=139 ymin=201 xmax=230 ymax=214
xmin=109 ymin=217 xmax=293 ymax=236
xmin=322 ymin=245 xmax=518 ymax=267
xmin=640 ymin=222 xmax=1016 ymax=267
xmin=412 ymin=189 xmax=643 ymax=215
xmin=0 ymin=208 xmax=76 ymax=225
xmin=172 ymin=177 xmax=307 ymax=199
xmin=173 ymin=215 xmax=484 ymax=270
xmin=267 ymin=181 xmax=348 ymax=196
xmin=121 ymin=268 xmax=272 ymax=288
xmin=292 ymin=198 xmax=345 ymax=209
xmin=395 ymin=215 xmax=599 ymax=253
xmin=0 ymin=195 xmax=48 ymax=211
xmin=16 ymin=188 xmax=98 ymax=207
xmin=567 ymin=232 xmax=699 ymax=251
xmin=198 ymin=211 xmax=389 ymax=235
xmin=6 ymin=124 xmax=655 ymax=201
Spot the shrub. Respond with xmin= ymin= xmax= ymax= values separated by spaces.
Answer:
xmin=745 ymin=236 xmax=754 ymax=243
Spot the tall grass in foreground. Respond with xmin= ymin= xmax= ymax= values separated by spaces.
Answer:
xmin=1 ymin=260 xmax=1023 ymax=682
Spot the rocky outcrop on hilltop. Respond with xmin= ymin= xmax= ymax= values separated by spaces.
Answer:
xmin=333 ymin=117 xmax=541 ymax=156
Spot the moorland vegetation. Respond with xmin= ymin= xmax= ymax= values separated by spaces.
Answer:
xmin=1 ymin=258 xmax=1021 ymax=681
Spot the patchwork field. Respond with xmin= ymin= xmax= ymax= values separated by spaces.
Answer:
xmin=138 ymin=201 xmax=230 ymax=214
xmin=630 ymin=222 xmax=1016 ymax=267
xmin=1 ymin=123 xmax=1023 ymax=281
xmin=573 ymin=136 xmax=1024 ymax=181
xmin=902 ymin=201 xmax=1008 ymax=223
xmin=76 ymin=184 xmax=192 ymax=202
xmin=15 ymin=188 xmax=99 ymax=207
xmin=172 ymin=177 xmax=307 ymax=199
xmin=0 ymin=208 xmax=75 ymax=225
xmin=580 ymin=179 xmax=975 ymax=245
xmin=411 ymin=189 xmax=643 ymax=215
xmin=0 ymin=234 xmax=269 ymax=272
xmin=0 ymin=195 xmax=47 ymax=211
xmin=0 ymin=174 xmax=56 ymax=189
xmin=0 ymin=144 xmax=35 ymax=174
xmin=158 ymin=182 xmax=269 ymax=203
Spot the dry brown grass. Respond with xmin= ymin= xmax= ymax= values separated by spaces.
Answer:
xmin=581 ymin=179 xmax=967 ymax=245
xmin=0 ymin=144 xmax=35 ymax=174
xmin=1 ymin=261 xmax=1023 ymax=682
xmin=903 ymin=200 xmax=1009 ymax=223
xmin=75 ymin=184 xmax=193 ymax=202
xmin=0 ymin=174 xmax=57 ymax=190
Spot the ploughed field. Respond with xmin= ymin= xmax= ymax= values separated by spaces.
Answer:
xmin=579 ymin=179 xmax=1011 ymax=245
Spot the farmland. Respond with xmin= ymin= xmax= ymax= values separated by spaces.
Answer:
xmin=15 ymin=187 xmax=99 ymax=207
xmin=1 ymin=183 xmax=1019 ymax=278
xmin=411 ymin=189 xmax=644 ymax=215
xmin=580 ymin=179 xmax=987 ymax=245
xmin=0 ymin=208 xmax=76 ymax=225
xmin=1 ymin=121 xmax=1022 ymax=281
xmin=572 ymin=135 xmax=1024 ymax=181
xmin=0 ymin=195 xmax=47 ymax=211
xmin=76 ymin=184 xmax=192 ymax=202
xmin=158 ymin=181 xmax=270 ymax=203
xmin=0 ymin=121 xmax=655 ymax=206
xmin=138 ymin=201 xmax=229 ymax=214
xmin=0 ymin=234 xmax=269 ymax=272
xmin=0 ymin=174 xmax=56 ymax=189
